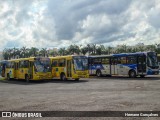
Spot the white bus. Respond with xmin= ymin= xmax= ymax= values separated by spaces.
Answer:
xmin=88 ymin=52 xmax=159 ymax=78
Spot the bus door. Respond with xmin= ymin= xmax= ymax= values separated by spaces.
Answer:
xmin=67 ymin=60 xmax=72 ymax=78
xmin=14 ymin=62 xmax=17 ymax=78
xmin=137 ymin=55 xmax=146 ymax=74
xmin=18 ymin=61 xmax=24 ymax=79
xmin=29 ymin=61 xmax=33 ymax=79
xmin=110 ymin=57 xmax=118 ymax=75
xmin=1 ymin=63 xmax=6 ymax=77
xmin=117 ymin=57 xmax=126 ymax=75
xmin=52 ymin=59 xmax=59 ymax=77
xmin=15 ymin=62 xmax=19 ymax=79
xmin=88 ymin=58 xmax=94 ymax=75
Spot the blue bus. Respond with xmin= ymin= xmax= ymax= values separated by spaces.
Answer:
xmin=88 ymin=52 xmax=159 ymax=78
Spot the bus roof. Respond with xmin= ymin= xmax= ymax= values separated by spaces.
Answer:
xmin=112 ymin=52 xmax=156 ymax=57
xmin=49 ymin=55 xmax=87 ymax=59
xmin=88 ymin=55 xmax=112 ymax=58
xmin=0 ymin=60 xmax=8 ymax=64
xmin=5 ymin=57 xmax=50 ymax=62
xmin=88 ymin=52 xmax=157 ymax=58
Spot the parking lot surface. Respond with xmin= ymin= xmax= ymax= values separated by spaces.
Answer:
xmin=0 ymin=76 xmax=160 ymax=119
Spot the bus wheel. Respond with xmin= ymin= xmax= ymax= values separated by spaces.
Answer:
xmin=96 ymin=70 xmax=102 ymax=77
xmin=61 ymin=73 xmax=67 ymax=81
xmin=25 ymin=75 xmax=30 ymax=83
xmin=140 ymin=75 xmax=145 ymax=78
xmin=7 ymin=73 xmax=10 ymax=80
xmin=129 ymin=70 xmax=136 ymax=78
xmin=75 ymin=78 xmax=79 ymax=81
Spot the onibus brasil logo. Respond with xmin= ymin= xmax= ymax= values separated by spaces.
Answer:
xmin=2 ymin=112 xmax=42 ymax=118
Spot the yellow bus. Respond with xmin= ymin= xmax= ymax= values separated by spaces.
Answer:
xmin=50 ymin=55 xmax=89 ymax=81
xmin=5 ymin=57 xmax=52 ymax=82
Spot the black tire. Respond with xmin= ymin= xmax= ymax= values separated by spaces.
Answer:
xmin=25 ymin=75 xmax=30 ymax=83
xmin=7 ymin=73 xmax=10 ymax=80
xmin=140 ymin=75 xmax=145 ymax=78
xmin=106 ymin=74 xmax=112 ymax=77
xmin=129 ymin=70 xmax=136 ymax=78
xmin=96 ymin=70 xmax=102 ymax=77
xmin=75 ymin=78 xmax=79 ymax=81
xmin=61 ymin=73 xmax=67 ymax=81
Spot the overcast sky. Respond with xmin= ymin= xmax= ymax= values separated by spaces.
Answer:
xmin=0 ymin=0 xmax=160 ymax=50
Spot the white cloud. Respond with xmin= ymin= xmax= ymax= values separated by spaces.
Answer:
xmin=0 ymin=0 xmax=160 ymax=51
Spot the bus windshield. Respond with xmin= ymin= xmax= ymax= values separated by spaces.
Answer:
xmin=73 ymin=57 xmax=88 ymax=71
xmin=34 ymin=58 xmax=51 ymax=72
xmin=147 ymin=52 xmax=158 ymax=67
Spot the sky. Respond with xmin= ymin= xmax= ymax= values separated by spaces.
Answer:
xmin=0 ymin=0 xmax=160 ymax=51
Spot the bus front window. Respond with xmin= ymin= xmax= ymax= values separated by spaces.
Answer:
xmin=73 ymin=58 xmax=88 ymax=71
xmin=147 ymin=53 xmax=158 ymax=67
xmin=34 ymin=58 xmax=51 ymax=72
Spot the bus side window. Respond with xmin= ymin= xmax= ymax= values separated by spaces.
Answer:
xmin=111 ymin=57 xmax=119 ymax=65
xmin=58 ymin=59 xmax=65 ymax=67
xmin=6 ymin=62 xmax=9 ymax=68
xmin=19 ymin=61 xmax=21 ymax=68
xmin=6 ymin=62 xmax=14 ymax=69
xmin=24 ymin=60 xmax=29 ymax=68
xmin=102 ymin=58 xmax=109 ymax=64
xmin=127 ymin=56 xmax=136 ymax=64
xmin=120 ymin=57 xmax=126 ymax=64
xmin=14 ymin=62 xmax=17 ymax=70
xmin=91 ymin=59 xmax=94 ymax=65
xmin=88 ymin=58 xmax=92 ymax=65
xmin=11 ymin=62 xmax=14 ymax=68
xmin=52 ymin=60 xmax=58 ymax=67
xmin=117 ymin=57 xmax=121 ymax=64
xmin=93 ymin=58 xmax=101 ymax=64
xmin=17 ymin=63 xmax=19 ymax=69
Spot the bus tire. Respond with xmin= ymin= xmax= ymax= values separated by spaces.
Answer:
xmin=96 ymin=70 xmax=102 ymax=77
xmin=61 ymin=73 xmax=67 ymax=81
xmin=7 ymin=73 xmax=10 ymax=80
xmin=75 ymin=78 xmax=79 ymax=81
xmin=25 ymin=74 xmax=30 ymax=83
xmin=129 ymin=70 xmax=136 ymax=78
xmin=140 ymin=75 xmax=145 ymax=78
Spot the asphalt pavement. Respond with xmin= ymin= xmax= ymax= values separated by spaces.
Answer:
xmin=0 ymin=75 xmax=160 ymax=120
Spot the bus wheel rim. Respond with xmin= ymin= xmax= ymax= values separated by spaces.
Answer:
xmin=130 ymin=71 xmax=135 ymax=77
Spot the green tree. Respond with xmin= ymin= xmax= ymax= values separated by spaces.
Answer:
xmin=20 ymin=46 xmax=29 ymax=58
xmin=58 ymin=48 xmax=67 ymax=56
xmin=49 ymin=50 xmax=58 ymax=57
xmin=3 ymin=48 xmax=10 ymax=60
xmin=155 ymin=44 xmax=160 ymax=54
xmin=29 ymin=47 xmax=39 ymax=57
xmin=107 ymin=46 xmax=113 ymax=55
xmin=80 ymin=46 xmax=88 ymax=55
xmin=68 ymin=44 xmax=80 ymax=55
xmin=39 ymin=48 xmax=48 ymax=57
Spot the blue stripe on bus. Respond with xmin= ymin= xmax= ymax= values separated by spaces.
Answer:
xmin=147 ymin=69 xmax=153 ymax=75
xmin=119 ymin=64 xmax=137 ymax=70
xmin=89 ymin=64 xmax=104 ymax=70
xmin=112 ymin=52 xmax=146 ymax=57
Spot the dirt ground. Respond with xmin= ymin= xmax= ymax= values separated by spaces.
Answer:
xmin=0 ymin=75 xmax=160 ymax=120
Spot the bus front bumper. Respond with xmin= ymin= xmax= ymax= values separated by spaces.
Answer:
xmin=147 ymin=70 xmax=159 ymax=75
